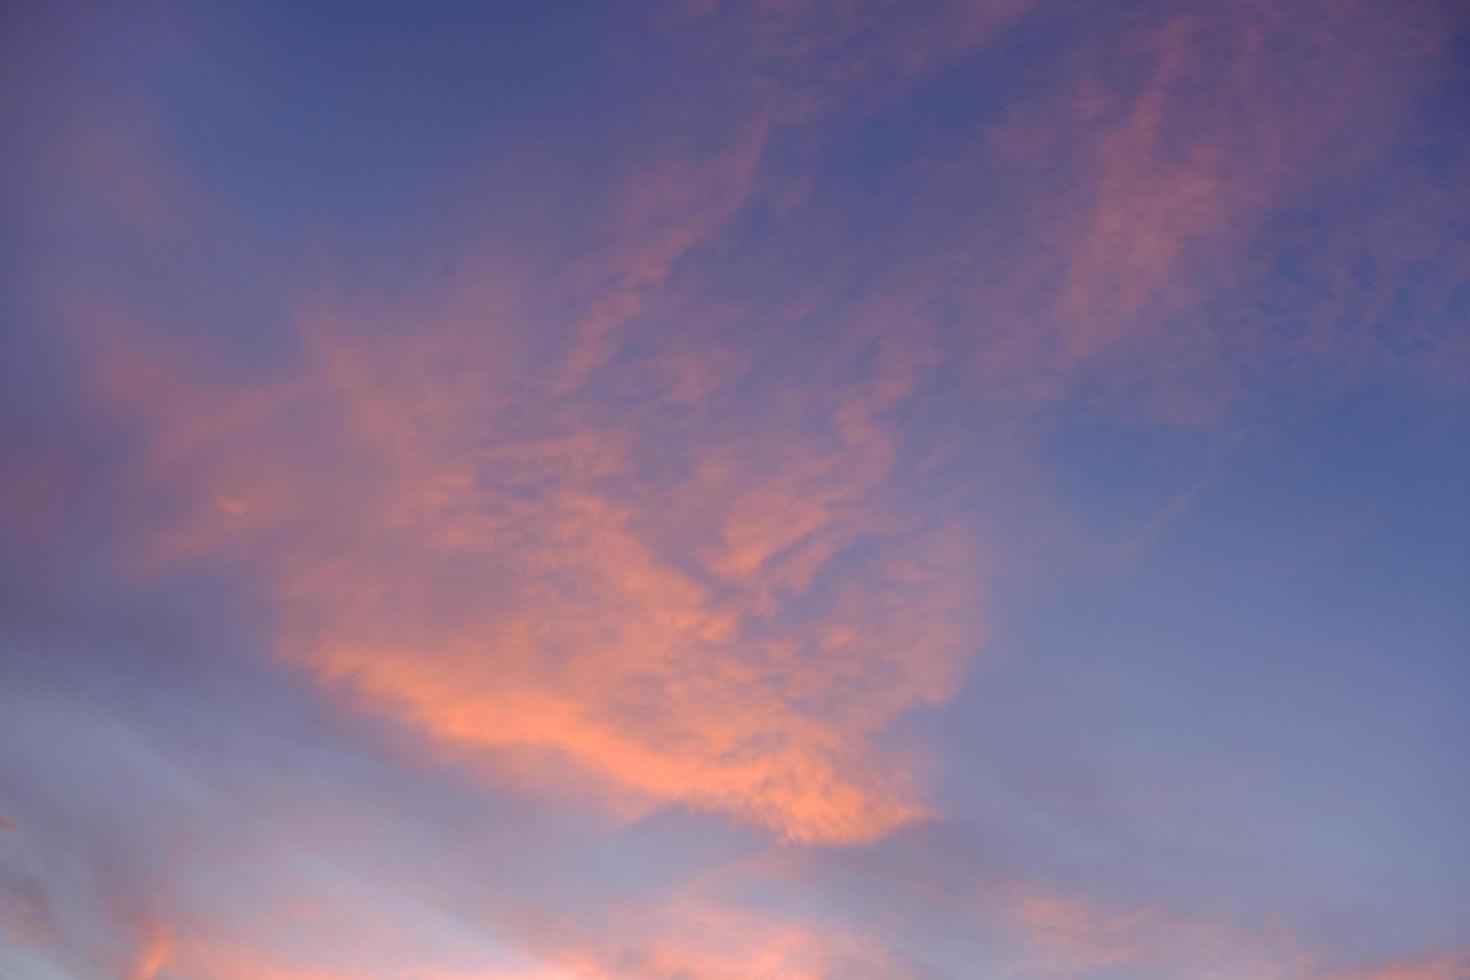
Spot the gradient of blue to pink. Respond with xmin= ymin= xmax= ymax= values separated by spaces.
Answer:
xmin=1 ymin=1 xmax=1467 ymax=978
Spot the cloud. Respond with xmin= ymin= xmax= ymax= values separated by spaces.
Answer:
xmin=36 ymin=0 xmax=1047 ymax=851
xmin=937 ymin=0 xmax=1458 ymax=422
xmin=8 ymin=0 xmax=1467 ymax=976
xmin=1004 ymin=886 xmax=1313 ymax=979
xmin=80 ymin=261 xmax=980 ymax=846
xmin=123 ymin=882 xmax=913 ymax=980
xmin=1001 ymin=884 xmax=1470 ymax=980
xmin=1333 ymin=954 xmax=1470 ymax=980
xmin=0 ymin=677 xmax=920 ymax=979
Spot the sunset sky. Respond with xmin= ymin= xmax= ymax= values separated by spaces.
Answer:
xmin=2 ymin=1 xmax=1468 ymax=978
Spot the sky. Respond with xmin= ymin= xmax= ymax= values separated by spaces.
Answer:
xmin=1 ymin=1 xmax=1467 ymax=978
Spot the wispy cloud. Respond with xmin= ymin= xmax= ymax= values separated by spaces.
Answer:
xmin=4 ymin=0 xmax=1466 ymax=976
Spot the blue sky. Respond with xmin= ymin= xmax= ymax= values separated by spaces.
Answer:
xmin=1 ymin=1 xmax=1467 ymax=977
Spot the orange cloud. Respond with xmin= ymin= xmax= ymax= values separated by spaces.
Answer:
xmin=127 ymin=923 xmax=176 ymax=980
xmin=84 ymin=240 xmax=979 ymax=845
xmin=36 ymin=0 xmax=1026 ymax=853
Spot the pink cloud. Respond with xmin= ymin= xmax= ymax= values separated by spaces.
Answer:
xmin=966 ymin=0 xmax=1456 ymax=421
xmin=79 ymin=229 xmax=979 ymax=845
xmin=1000 ymin=883 xmax=1468 ymax=980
